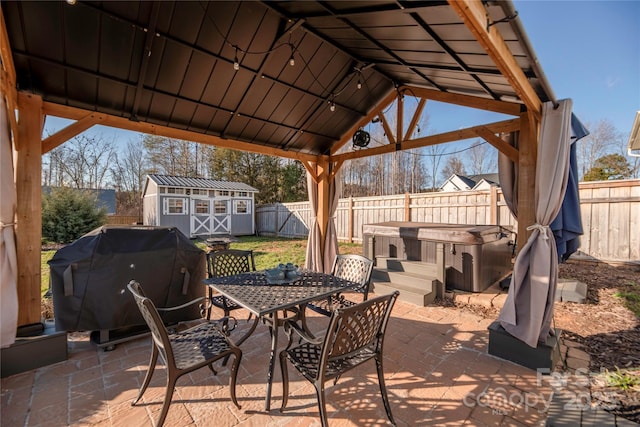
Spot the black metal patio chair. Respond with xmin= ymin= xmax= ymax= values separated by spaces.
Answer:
xmin=205 ymin=249 xmax=259 ymax=346
xmin=280 ymin=291 xmax=399 ymax=427
xmin=306 ymin=254 xmax=374 ymax=317
xmin=127 ymin=280 xmax=242 ymax=427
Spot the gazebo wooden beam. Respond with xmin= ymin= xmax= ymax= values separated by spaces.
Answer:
xmin=1 ymin=8 xmax=18 ymax=143
xmin=447 ymin=0 xmax=542 ymax=117
xmin=401 ymin=85 xmax=522 ymax=117
xmin=331 ymin=90 xmax=398 ymax=155
xmin=42 ymin=114 xmax=99 ymax=153
xmin=332 ymin=118 xmax=521 ymax=163
xmin=42 ymin=101 xmax=320 ymax=164
xmin=474 ymin=126 xmax=519 ymax=163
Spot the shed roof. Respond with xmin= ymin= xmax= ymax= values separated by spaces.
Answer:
xmin=2 ymin=1 xmax=555 ymax=158
xmin=147 ymin=174 xmax=258 ymax=192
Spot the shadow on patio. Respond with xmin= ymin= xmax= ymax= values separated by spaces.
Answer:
xmin=1 ymin=297 xmax=552 ymax=426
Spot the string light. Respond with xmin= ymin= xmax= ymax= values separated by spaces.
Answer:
xmin=233 ymin=47 xmax=240 ymax=71
xmin=330 ymin=102 xmax=336 ymax=112
xmin=289 ymin=44 xmax=295 ymax=66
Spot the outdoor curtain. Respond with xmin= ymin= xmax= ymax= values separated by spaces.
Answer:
xmin=323 ymin=169 xmax=341 ymax=273
xmin=304 ymin=163 xmax=340 ymax=273
xmin=498 ymin=99 xmax=574 ymax=348
xmin=1 ymin=96 xmax=19 ymax=348
xmin=304 ymin=169 xmax=323 ymax=271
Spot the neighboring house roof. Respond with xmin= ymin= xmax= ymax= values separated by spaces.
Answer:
xmin=628 ymin=111 xmax=640 ymax=157
xmin=439 ymin=173 xmax=500 ymax=192
xmin=42 ymin=187 xmax=116 ymax=215
xmin=146 ymin=174 xmax=258 ymax=193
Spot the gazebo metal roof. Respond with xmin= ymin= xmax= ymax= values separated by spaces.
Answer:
xmin=2 ymin=0 xmax=554 ymax=157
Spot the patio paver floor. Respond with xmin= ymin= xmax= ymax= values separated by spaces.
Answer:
xmin=2 ymin=296 xmax=572 ymax=426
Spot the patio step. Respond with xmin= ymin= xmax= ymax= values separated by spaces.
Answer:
xmin=371 ymin=259 xmax=438 ymax=306
xmin=375 ymin=257 xmax=439 ymax=277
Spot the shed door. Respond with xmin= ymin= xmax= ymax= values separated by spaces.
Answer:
xmin=212 ymin=199 xmax=231 ymax=234
xmin=190 ymin=198 xmax=212 ymax=236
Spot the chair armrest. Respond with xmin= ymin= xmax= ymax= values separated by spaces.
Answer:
xmin=156 ymin=296 xmax=206 ymax=312
xmin=282 ymin=319 xmax=323 ymax=346
xmin=169 ymin=315 xmax=237 ymax=335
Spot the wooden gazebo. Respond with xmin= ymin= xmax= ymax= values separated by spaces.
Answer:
xmin=2 ymin=1 xmax=558 ymax=332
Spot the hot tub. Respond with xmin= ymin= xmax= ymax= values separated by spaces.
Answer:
xmin=363 ymin=222 xmax=514 ymax=292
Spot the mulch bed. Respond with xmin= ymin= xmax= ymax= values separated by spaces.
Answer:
xmin=444 ymin=259 xmax=640 ymax=423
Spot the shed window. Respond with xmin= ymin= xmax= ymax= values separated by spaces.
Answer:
xmin=166 ymin=187 xmax=185 ymax=194
xmin=214 ymin=201 xmax=228 ymax=214
xmin=192 ymin=189 xmax=207 ymax=195
xmin=194 ymin=200 xmax=209 ymax=214
xmin=234 ymin=200 xmax=251 ymax=214
xmin=237 ymin=191 xmax=248 ymax=197
xmin=217 ymin=190 xmax=230 ymax=197
xmin=164 ymin=198 xmax=187 ymax=215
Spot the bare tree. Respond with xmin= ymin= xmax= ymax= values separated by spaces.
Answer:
xmin=424 ymin=144 xmax=447 ymax=191
xmin=42 ymin=135 xmax=116 ymax=189
xmin=467 ymin=140 xmax=497 ymax=175
xmin=440 ymin=156 xmax=466 ymax=182
xmin=577 ymin=119 xmax=623 ymax=179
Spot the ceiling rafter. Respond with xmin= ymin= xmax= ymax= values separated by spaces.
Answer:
xmin=261 ymin=1 xmax=399 ymax=85
xmin=129 ymin=1 xmax=160 ymax=120
xmin=408 ymin=12 xmax=498 ymax=99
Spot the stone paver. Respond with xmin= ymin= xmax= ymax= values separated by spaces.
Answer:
xmin=0 ymin=296 xmax=596 ymax=427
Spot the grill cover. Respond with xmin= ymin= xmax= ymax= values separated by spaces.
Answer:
xmin=49 ymin=226 xmax=206 ymax=332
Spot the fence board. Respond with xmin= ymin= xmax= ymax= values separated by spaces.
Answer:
xmin=257 ymin=180 xmax=640 ymax=262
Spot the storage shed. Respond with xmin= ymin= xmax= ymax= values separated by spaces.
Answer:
xmin=142 ymin=174 xmax=258 ymax=238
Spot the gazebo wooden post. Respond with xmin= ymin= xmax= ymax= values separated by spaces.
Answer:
xmin=15 ymin=92 xmax=44 ymax=327
xmin=516 ymin=110 xmax=539 ymax=248
xmin=315 ymin=157 xmax=331 ymax=257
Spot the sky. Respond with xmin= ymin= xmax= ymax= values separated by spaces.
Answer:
xmin=44 ymin=1 xmax=640 ymax=148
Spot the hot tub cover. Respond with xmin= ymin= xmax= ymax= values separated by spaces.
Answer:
xmin=362 ymin=222 xmax=512 ymax=245
xmin=49 ymin=225 xmax=205 ymax=332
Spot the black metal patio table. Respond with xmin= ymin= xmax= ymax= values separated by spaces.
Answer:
xmin=203 ymin=270 xmax=359 ymax=411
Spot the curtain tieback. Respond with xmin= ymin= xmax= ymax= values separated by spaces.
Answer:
xmin=1 ymin=221 xmax=16 ymax=229
xmin=527 ymin=223 xmax=550 ymax=240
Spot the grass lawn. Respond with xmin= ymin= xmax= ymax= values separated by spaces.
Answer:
xmin=41 ymin=236 xmax=363 ymax=295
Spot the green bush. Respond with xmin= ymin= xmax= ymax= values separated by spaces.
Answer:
xmin=42 ymin=187 xmax=107 ymax=243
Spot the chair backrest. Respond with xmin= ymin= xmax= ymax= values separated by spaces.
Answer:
xmin=321 ymin=291 xmax=398 ymax=370
xmin=207 ymin=249 xmax=255 ymax=278
xmin=331 ymin=254 xmax=374 ymax=295
xmin=127 ymin=281 xmax=174 ymax=364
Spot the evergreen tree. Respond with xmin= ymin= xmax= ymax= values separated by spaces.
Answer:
xmin=42 ymin=187 xmax=107 ymax=243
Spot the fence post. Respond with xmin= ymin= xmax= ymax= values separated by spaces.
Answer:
xmin=435 ymin=242 xmax=445 ymax=299
xmin=490 ymin=186 xmax=498 ymax=224
xmin=404 ymin=193 xmax=410 ymax=222
xmin=348 ymin=197 xmax=354 ymax=243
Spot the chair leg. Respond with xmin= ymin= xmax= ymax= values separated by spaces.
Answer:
xmin=133 ymin=344 xmax=158 ymax=405
xmin=234 ymin=315 xmax=259 ymax=347
xmin=375 ymin=356 xmax=396 ymax=426
xmin=155 ymin=374 xmax=178 ymax=427
xmin=228 ymin=348 xmax=242 ymax=409
xmin=279 ymin=352 xmax=290 ymax=411
xmin=314 ymin=381 xmax=329 ymax=427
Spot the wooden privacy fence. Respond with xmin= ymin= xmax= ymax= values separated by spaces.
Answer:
xmin=256 ymin=179 xmax=640 ymax=263
xmin=105 ymin=215 xmax=140 ymax=225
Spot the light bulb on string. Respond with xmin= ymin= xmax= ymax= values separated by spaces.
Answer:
xmin=233 ymin=47 xmax=240 ymax=71
xmin=357 ymin=80 xmax=362 ymax=90
xmin=289 ymin=55 xmax=295 ymax=67
xmin=330 ymin=102 xmax=336 ymax=112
